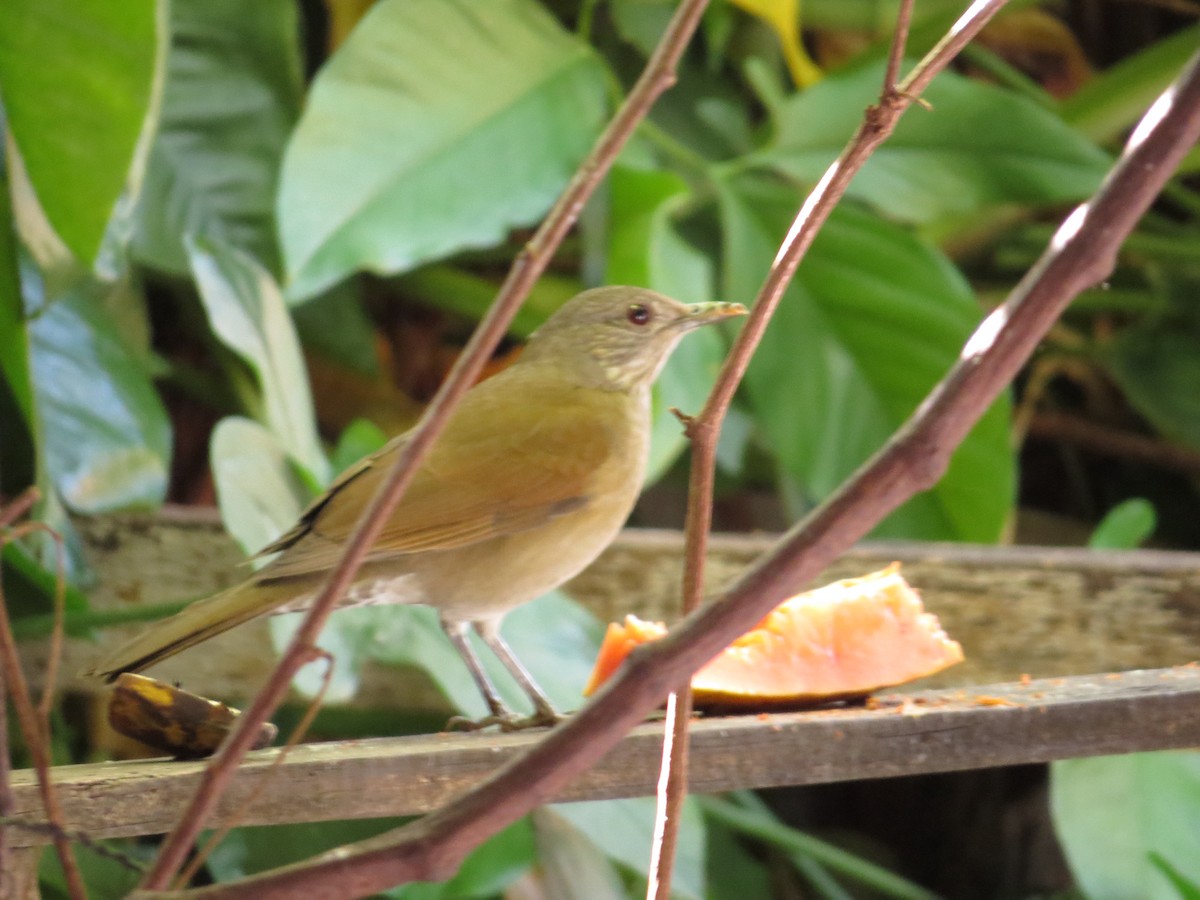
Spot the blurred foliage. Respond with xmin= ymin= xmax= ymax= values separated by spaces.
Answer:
xmin=3 ymin=0 xmax=1200 ymax=895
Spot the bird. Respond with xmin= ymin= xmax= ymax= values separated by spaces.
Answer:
xmin=86 ymin=286 xmax=747 ymax=729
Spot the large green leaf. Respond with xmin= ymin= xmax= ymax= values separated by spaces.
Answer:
xmin=132 ymin=0 xmax=302 ymax=275
xmin=189 ymin=235 xmax=328 ymax=483
xmin=756 ymin=60 xmax=1110 ymax=224
xmin=1062 ymin=24 xmax=1200 ymax=143
xmin=209 ymin=416 xmax=307 ymax=558
xmin=724 ymin=175 xmax=1014 ymax=541
xmin=1102 ymin=325 xmax=1200 ymax=451
xmin=0 ymin=0 xmax=162 ymax=264
xmin=27 ymin=282 xmax=170 ymax=513
xmin=1052 ymin=751 xmax=1200 ymax=900
xmin=531 ymin=808 xmax=628 ymax=900
xmin=605 ymin=164 xmax=726 ymax=483
xmin=278 ymin=0 xmax=608 ymax=298
xmin=0 ymin=168 xmax=36 ymax=495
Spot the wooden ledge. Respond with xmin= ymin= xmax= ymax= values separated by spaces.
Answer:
xmin=10 ymin=665 xmax=1200 ymax=847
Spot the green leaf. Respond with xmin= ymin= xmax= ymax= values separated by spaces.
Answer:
xmin=132 ymin=0 xmax=302 ymax=275
xmin=27 ymin=282 xmax=170 ymax=513
xmin=1061 ymin=24 xmax=1200 ymax=143
xmin=207 ymin=817 xmax=409 ymax=879
xmin=1 ymin=540 xmax=89 ymax=621
xmin=278 ymin=0 xmax=608 ymax=298
xmin=209 ymin=416 xmax=308 ymax=557
xmin=39 ymin=838 xmax=155 ymax=900
xmin=757 ymin=61 xmax=1110 ymax=223
xmin=1051 ymin=751 xmax=1200 ymax=900
xmin=1150 ymin=853 xmax=1200 ymax=900
xmin=189 ymin=235 xmax=329 ymax=483
xmin=724 ymin=175 xmax=1014 ymax=541
xmin=291 ymin=282 xmax=380 ymax=376
xmin=706 ymin=819 xmax=774 ymax=900
xmin=330 ymin=419 xmax=388 ymax=476
xmin=0 ymin=167 xmax=36 ymax=495
xmin=1103 ymin=326 xmax=1200 ymax=451
xmin=0 ymin=0 xmax=162 ymax=264
xmin=1089 ymin=498 xmax=1156 ymax=550
xmin=702 ymin=793 xmax=936 ymax=899
xmin=413 ymin=817 xmax=535 ymax=899
xmin=211 ymin=815 xmax=533 ymax=898
xmin=531 ymin=807 xmax=628 ymax=900
xmin=604 ymin=164 xmax=724 ymax=483
xmin=395 ymin=265 xmax=578 ymax=340
xmin=551 ymin=797 xmax=707 ymax=900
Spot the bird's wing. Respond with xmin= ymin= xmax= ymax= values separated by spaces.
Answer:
xmin=256 ymin=388 xmax=621 ymax=580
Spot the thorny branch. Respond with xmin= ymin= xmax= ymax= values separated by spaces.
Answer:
xmin=138 ymin=0 xmax=714 ymax=890
xmin=140 ymin=16 xmax=1200 ymax=900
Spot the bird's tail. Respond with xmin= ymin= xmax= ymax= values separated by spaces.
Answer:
xmin=83 ymin=578 xmax=298 ymax=682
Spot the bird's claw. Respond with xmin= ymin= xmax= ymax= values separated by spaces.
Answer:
xmin=445 ymin=709 xmax=565 ymax=733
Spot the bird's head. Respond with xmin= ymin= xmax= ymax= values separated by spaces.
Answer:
xmin=522 ymin=286 xmax=747 ymax=391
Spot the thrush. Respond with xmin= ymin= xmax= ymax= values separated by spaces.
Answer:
xmin=86 ymin=286 xmax=746 ymax=729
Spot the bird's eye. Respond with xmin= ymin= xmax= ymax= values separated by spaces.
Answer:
xmin=627 ymin=304 xmax=651 ymax=326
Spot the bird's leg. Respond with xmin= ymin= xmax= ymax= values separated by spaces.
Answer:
xmin=439 ymin=617 xmax=524 ymax=731
xmin=473 ymin=618 xmax=563 ymax=729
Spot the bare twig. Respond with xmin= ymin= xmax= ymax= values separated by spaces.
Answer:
xmin=15 ymin=523 xmax=68 ymax=721
xmin=0 ymin=489 xmax=36 ymax=529
xmin=1026 ymin=410 xmax=1200 ymax=475
xmin=649 ymin=0 xmax=954 ymax=893
xmin=883 ymin=0 xmax=916 ymax=99
xmin=138 ymin=0 xmax=714 ymax=890
xmin=137 ymin=41 xmax=1200 ymax=900
xmin=175 ymin=652 xmax=336 ymax=889
xmin=0 ymin=490 xmax=86 ymax=899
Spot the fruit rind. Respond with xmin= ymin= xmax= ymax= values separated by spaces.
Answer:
xmin=584 ymin=565 xmax=963 ymax=708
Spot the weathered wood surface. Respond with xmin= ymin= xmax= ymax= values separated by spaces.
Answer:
xmin=9 ymin=666 xmax=1200 ymax=848
xmin=29 ymin=511 xmax=1200 ymax=707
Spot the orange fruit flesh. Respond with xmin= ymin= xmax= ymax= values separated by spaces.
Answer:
xmin=584 ymin=565 xmax=963 ymax=707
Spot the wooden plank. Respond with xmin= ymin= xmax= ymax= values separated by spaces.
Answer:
xmin=9 ymin=666 xmax=1200 ymax=848
xmin=27 ymin=512 xmax=1200 ymax=708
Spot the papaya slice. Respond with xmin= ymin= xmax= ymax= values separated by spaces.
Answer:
xmin=584 ymin=565 xmax=963 ymax=708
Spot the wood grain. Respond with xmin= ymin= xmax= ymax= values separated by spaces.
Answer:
xmin=8 ymin=666 xmax=1200 ymax=848
xmin=32 ymin=512 xmax=1200 ymax=709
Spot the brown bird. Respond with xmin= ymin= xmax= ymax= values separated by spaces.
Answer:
xmin=87 ymin=286 xmax=746 ymax=728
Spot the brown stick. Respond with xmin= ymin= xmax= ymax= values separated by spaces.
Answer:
xmin=137 ymin=0 xmax=714 ymax=890
xmin=135 ymin=42 xmax=1200 ymax=900
xmin=647 ymin=0 xmax=949 ymax=893
xmin=1027 ymin=410 xmax=1200 ymax=475
xmin=0 ymin=492 xmax=86 ymax=899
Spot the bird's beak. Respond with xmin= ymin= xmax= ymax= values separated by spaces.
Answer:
xmin=677 ymin=301 xmax=749 ymax=330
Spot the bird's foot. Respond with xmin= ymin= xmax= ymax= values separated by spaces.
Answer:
xmin=445 ymin=708 xmax=565 ymax=733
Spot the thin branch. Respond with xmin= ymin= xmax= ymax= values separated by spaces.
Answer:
xmin=137 ymin=41 xmax=1200 ymax=900
xmin=0 ymin=492 xmax=86 ymax=899
xmin=138 ymin=0 xmax=714 ymax=890
xmin=649 ymin=0 xmax=949 ymax=893
xmin=883 ymin=0 xmax=916 ymax=96
xmin=175 ymin=652 xmax=335 ymax=889
xmin=0 ymin=489 xmax=36 ymax=529
xmin=1026 ymin=410 xmax=1200 ymax=475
